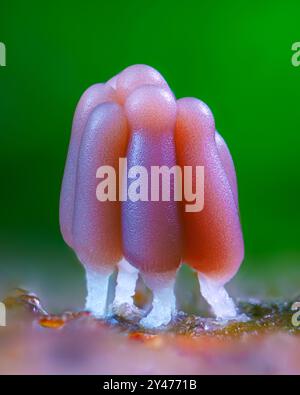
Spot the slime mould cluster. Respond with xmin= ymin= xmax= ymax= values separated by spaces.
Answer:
xmin=59 ymin=64 xmax=244 ymax=328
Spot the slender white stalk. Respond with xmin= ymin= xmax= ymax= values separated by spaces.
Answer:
xmin=198 ymin=274 xmax=237 ymax=319
xmin=114 ymin=259 xmax=139 ymax=305
xmin=85 ymin=267 xmax=113 ymax=318
xmin=140 ymin=271 xmax=176 ymax=328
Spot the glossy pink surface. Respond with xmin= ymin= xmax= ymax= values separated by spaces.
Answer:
xmin=60 ymin=65 xmax=244 ymax=281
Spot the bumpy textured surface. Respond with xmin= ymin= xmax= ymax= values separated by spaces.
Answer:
xmin=60 ymin=64 xmax=244 ymax=282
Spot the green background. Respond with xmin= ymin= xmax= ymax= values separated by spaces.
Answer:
xmin=0 ymin=0 xmax=299 ymax=308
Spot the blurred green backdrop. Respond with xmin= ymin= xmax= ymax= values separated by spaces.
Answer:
xmin=0 ymin=0 xmax=299 ymax=307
